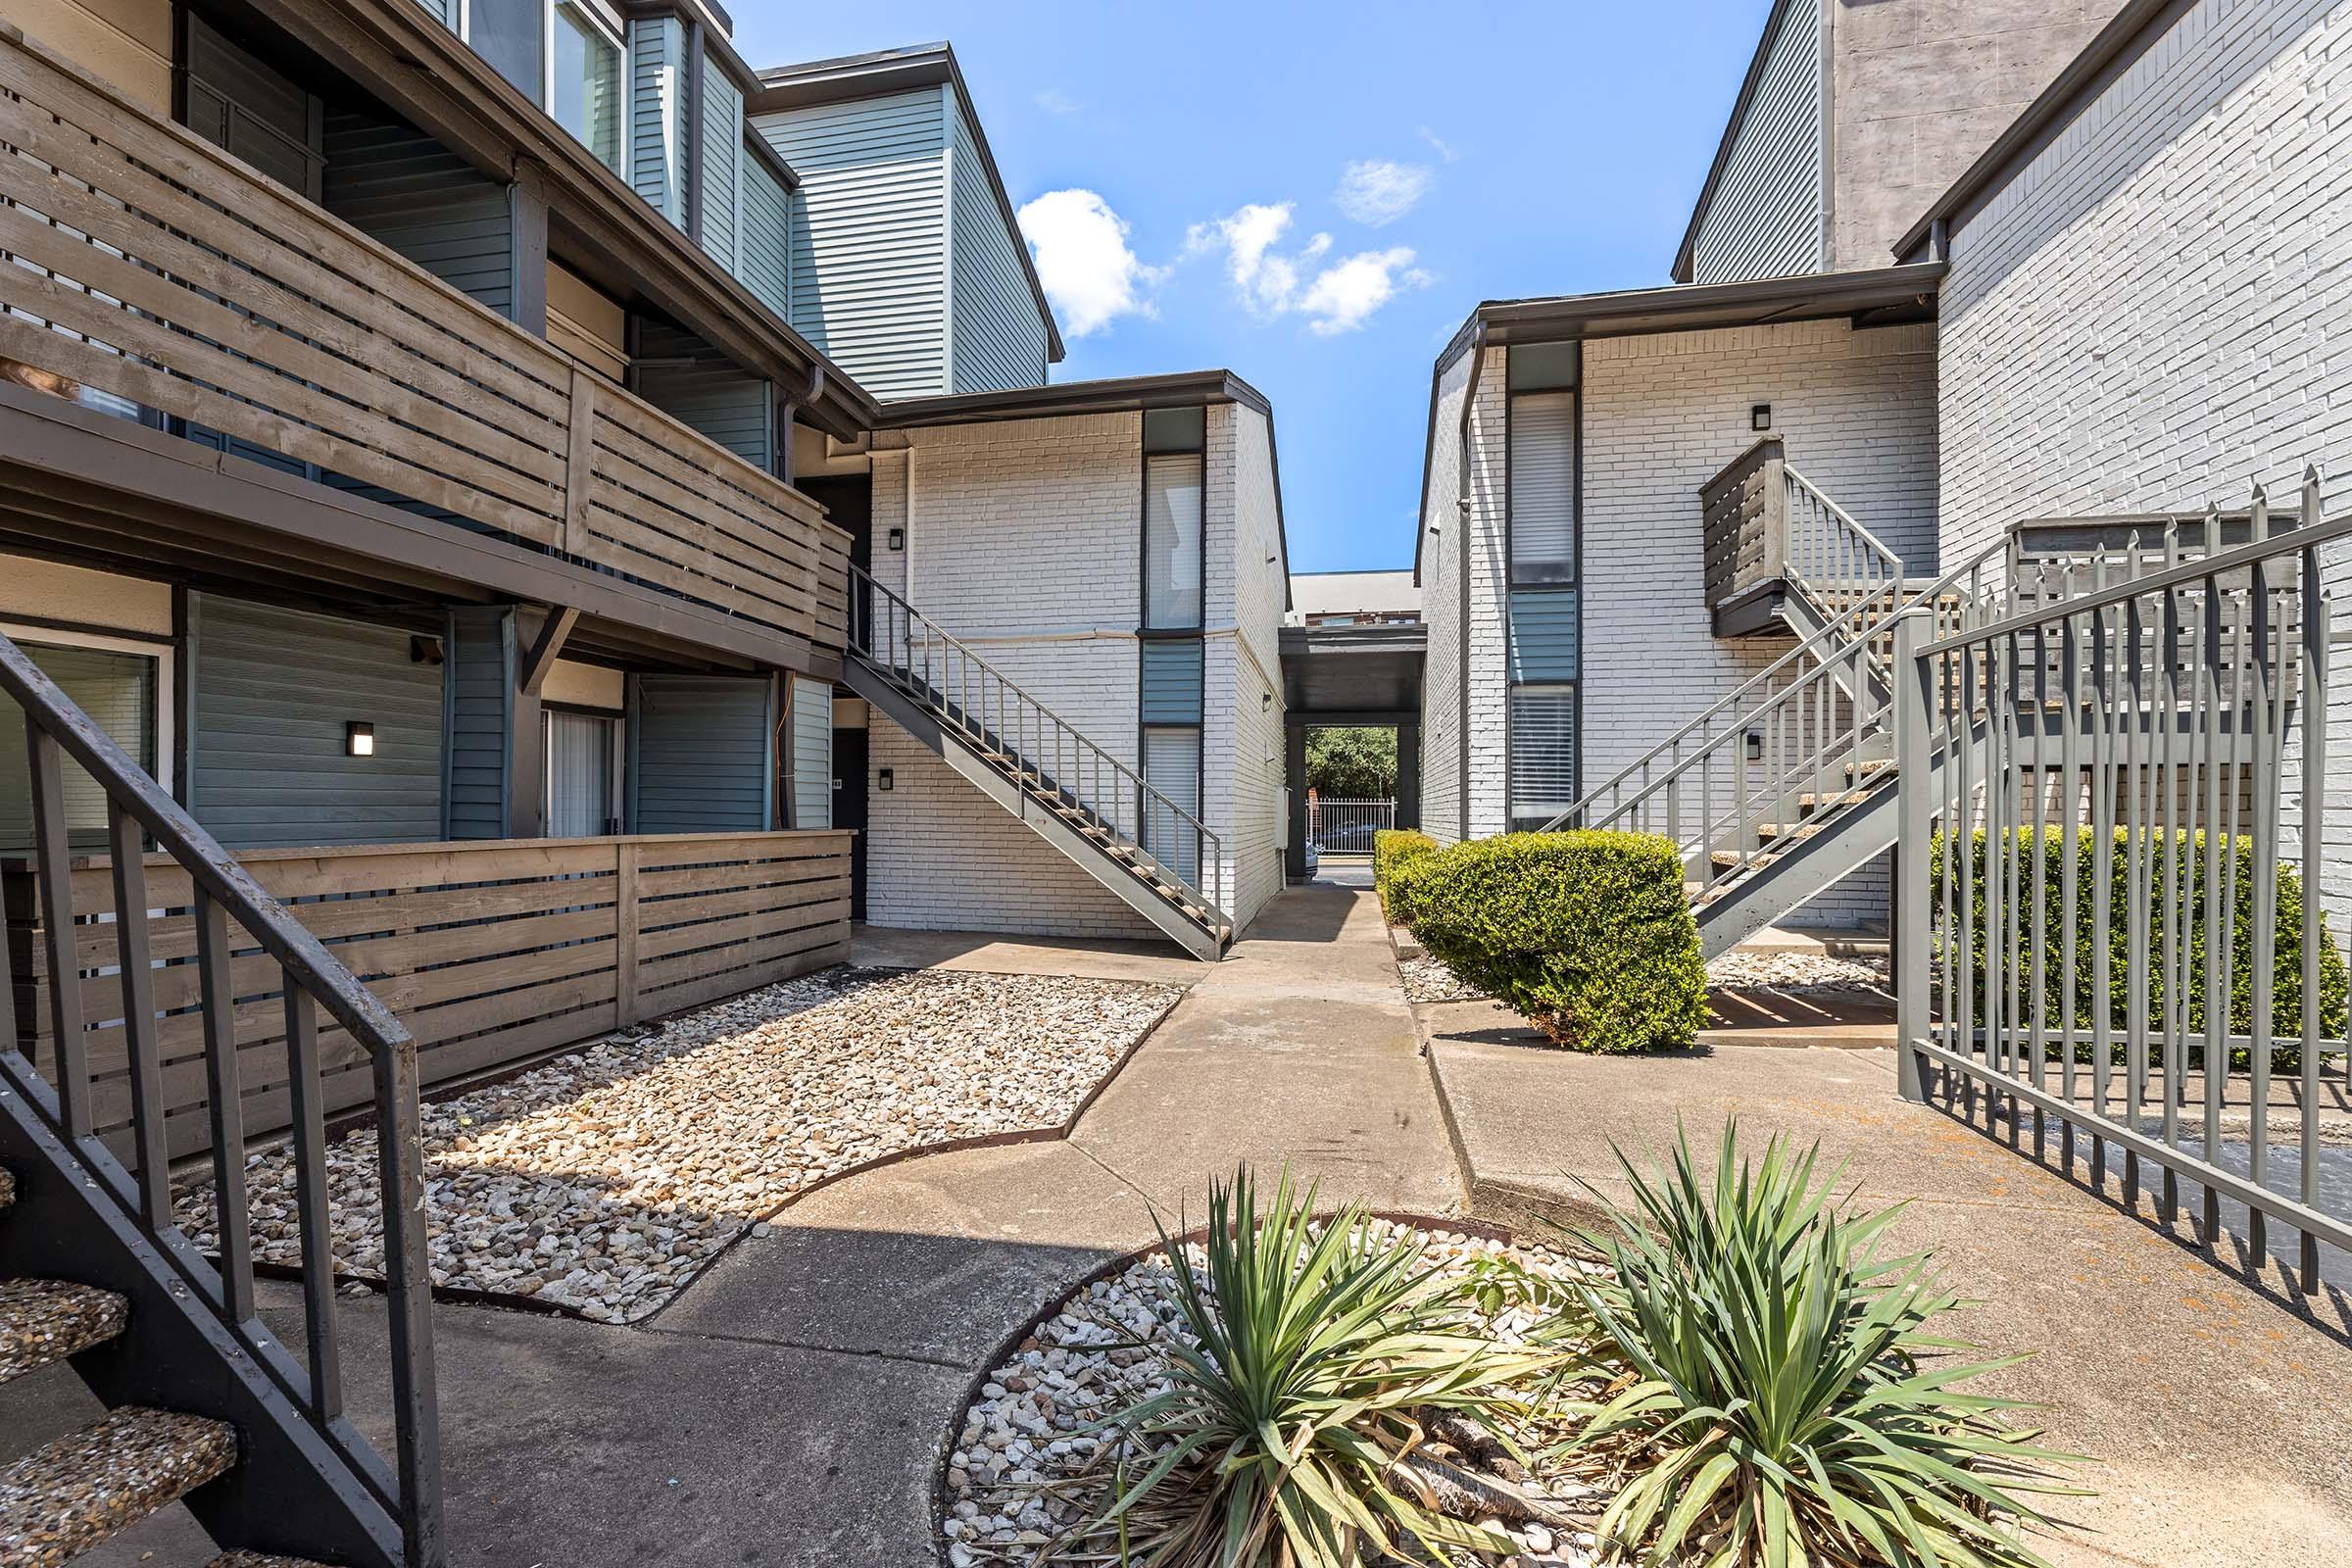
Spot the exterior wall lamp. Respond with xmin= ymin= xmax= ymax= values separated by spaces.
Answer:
xmin=877 ymin=766 xmax=894 ymax=791
xmin=1750 ymin=404 xmax=1773 ymax=432
xmin=887 ymin=526 xmax=906 ymax=551
xmin=346 ymin=720 xmax=375 ymax=758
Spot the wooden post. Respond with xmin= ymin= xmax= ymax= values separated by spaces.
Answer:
xmin=613 ymin=840 xmax=641 ymax=1027
xmin=1759 ymin=446 xmax=1789 ymax=583
xmin=564 ymin=367 xmax=597 ymax=555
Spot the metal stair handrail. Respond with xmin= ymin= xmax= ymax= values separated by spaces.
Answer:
xmin=1783 ymin=462 xmax=1907 ymax=606
xmin=0 ymin=632 xmax=442 ymax=1568
xmin=1539 ymin=534 xmax=2014 ymax=865
xmin=846 ymin=564 xmax=1232 ymax=930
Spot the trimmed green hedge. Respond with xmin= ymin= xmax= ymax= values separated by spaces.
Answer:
xmin=1934 ymin=827 xmax=2349 ymax=1049
xmin=1403 ymin=831 xmax=1706 ymax=1052
xmin=1373 ymin=829 xmax=1439 ymax=920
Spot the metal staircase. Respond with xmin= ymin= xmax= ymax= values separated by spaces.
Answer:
xmin=0 ymin=633 xmax=441 ymax=1567
xmin=839 ymin=565 xmax=1234 ymax=960
xmin=1543 ymin=457 xmax=2014 ymax=956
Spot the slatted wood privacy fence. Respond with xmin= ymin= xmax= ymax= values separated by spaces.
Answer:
xmin=0 ymin=28 xmax=850 ymax=652
xmin=4 ymin=830 xmax=853 ymax=1157
xmin=1701 ymin=438 xmax=1786 ymax=609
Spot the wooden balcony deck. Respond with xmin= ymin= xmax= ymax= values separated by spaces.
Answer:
xmin=0 ymin=27 xmax=850 ymax=654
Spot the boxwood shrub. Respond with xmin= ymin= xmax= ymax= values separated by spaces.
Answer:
xmin=1934 ymin=826 xmax=2349 ymax=1052
xmin=1403 ymin=831 xmax=1706 ymax=1052
xmin=1372 ymin=828 xmax=1439 ymax=920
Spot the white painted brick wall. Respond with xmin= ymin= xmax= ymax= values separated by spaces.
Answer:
xmin=858 ymin=407 xmax=1287 ymax=945
xmin=1938 ymin=0 xmax=2352 ymax=935
xmin=1210 ymin=404 xmax=1290 ymax=930
xmin=1466 ymin=346 xmax=1510 ymax=839
xmin=1419 ymin=347 xmax=1472 ymax=844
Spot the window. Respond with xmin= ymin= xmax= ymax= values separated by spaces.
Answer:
xmin=1142 ymin=725 xmax=1202 ymax=884
xmin=0 ymin=634 xmax=164 ymax=853
xmin=1144 ymin=455 xmax=1203 ymax=629
xmin=1510 ymin=390 xmax=1576 ymax=584
xmin=1508 ymin=685 xmax=1577 ymax=832
xmin=464 ymin=0 xmax=623 ymax=173
xmin=552 ymin=2 xmax=623 ymax=172
xmin=543 ymin=709 xmax=618 ymax=837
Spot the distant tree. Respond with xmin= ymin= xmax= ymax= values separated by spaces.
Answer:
xmin=1304 ymin=726 xmax=1397 ymax=797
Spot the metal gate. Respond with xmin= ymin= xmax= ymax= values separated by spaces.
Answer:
xmin=1894 ymin=474 xmax=2351 ymax=1290
xmin=1309 ymin=797 xmax=1396 ymax=856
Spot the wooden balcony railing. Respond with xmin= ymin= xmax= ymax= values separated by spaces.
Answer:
xmin=0 ymin=27 xmax=850 ymax=652
xmin=1699 ymin=437 xmax=1787 ymax=608
xmin=4 ymin=829 xmax=854 ymax=1159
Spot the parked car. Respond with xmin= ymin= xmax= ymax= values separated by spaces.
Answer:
xmin=1313 ymin=820 xmax=1382 ymax=856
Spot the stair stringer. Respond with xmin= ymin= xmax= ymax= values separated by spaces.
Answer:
xmin=843 ymin=661 xmax=1226 ymax=960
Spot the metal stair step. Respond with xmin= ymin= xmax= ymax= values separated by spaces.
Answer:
xmin=0 ymin=1165 xmax=14 ymax=1210
xmin=1710 ymin=849 xmax=1782 ymax=870
xmin=1796 ymin=790 xmax=1870 ymax=811
xmin=0 ymin=1407 xmax=239 ymax=1568
xmin=1753 ymin=822 xmax=1829 ymax=842
xmin=0 ymin=1280 xmax=129 ymax=1385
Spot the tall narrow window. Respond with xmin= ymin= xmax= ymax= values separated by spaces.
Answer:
xmin=552 ymin=2 xmax=623 ymax=172
xmin=1144 ymin=454 xmax=1204 ymax=629
xmin=1509 ymin=390 xmax=1576 ymax=584
xmin=1508 ymin=685 xmax=1577 ymax=832
xmin=544 ymin=709 xmax=617 ymax=837
xmin=0 ymin=639 xmax=159 ymax=852
xmin=469 ymin=0 xmax=543 ymax=99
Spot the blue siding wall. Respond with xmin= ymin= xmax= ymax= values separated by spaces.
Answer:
xmin=1688 ymin=0 xmax=1826 ymax=285
xmin=1140 ymin=639 xmax=1205 ymax=724
xmin=739 ymin=145 xmax=793 ymax=321
xmin=948 ymin=98 xmax=1050 ymax=392
xmin=323 ymin=107 xmax=514 ymax=317
xmin=627 ymin=674 xmax=772 ymax=834
xmin=633 ymin=321 xmax=772 ymax=469
xmin=1507 ymin=590 xmax=1581 ymax=683
xmin=443 ymin=607 xmax=513 ymax=839
xmin=189 ymin=595 xmax=447 ymax=850
xmin=755 ymin=88 xmax=948 ymax=399
xmin=698 ymin=59 xmax=742 ymax=270
xmin=629 ymin=17 xmax=689 ymax=228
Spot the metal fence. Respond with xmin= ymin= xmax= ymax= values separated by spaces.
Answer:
xmin=1308 ymin=797 xmax=1396 ymax=856
xmin=1894 ymin=474 xmax=2352 ymax=1290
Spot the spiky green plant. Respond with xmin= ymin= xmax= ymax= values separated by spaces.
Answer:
xmin=1550 ymin=1121 xmax=2086 ymax=1568
xmin=1093 ymin=1164 xmax=1561 ymax=1566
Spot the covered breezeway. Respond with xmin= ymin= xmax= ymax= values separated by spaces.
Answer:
xmin=1278 ymin=620 xmax=1425 ymax=878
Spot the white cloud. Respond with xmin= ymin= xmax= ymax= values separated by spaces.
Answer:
xmin=1417 ymin=125 xmax=1459 ymax=165
xmin=1297 ymin=247 xmax=1433 ymax=335
xmin=1334 ymin=159 xmax=1432 ymax=226
xmin=1186 ymin=202 xmax=1429 ymax=334
xmin=1033 ymin=88 xmax=1080 ymax=116
xmin=1016 ymin=189 xmax=1162 ymax=337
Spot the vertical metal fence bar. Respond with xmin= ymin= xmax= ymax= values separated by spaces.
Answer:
xmin=2247 ymin=527 xmax=2279 ymax=1260
xmin=283 ymin=983 xmax=343 ymax=1422
xmin=27 ymin=727 xmax=90 ymax=1139
xmin=2199 ymin=571 xmax=2230 ymax=1240
xmin=2059 ymin=574 xmax=2083 ymax=1168
xmin=106 ymin=804 xmax=169 ymax=1225
xmin=2030 ymin=596 xmax=2051 ymax=1151
xmin=2089 ymin=581 xmax=2116 ymax=1179
xmin=2157 ymin=562 xmax=2183 ymax=1221
xmin=194 ymin=888 xmax=256 ymax=1324
xmin=2208 ymin=600 xmax=2251 ymax=1245
xmin=2122 ymin=580 xmax=2149 ymax=1206
xmin=2298 ymin=503 xmax=2330 ymax=1286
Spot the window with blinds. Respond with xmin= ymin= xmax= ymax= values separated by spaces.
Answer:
xmin=0 ymin=642 xmax=156 ymax=852
xmin=544 ymin=710 xmax=616 ymax=838
xmin=1145 ymin=454 xmax=1204 ymax=629
xmin=1508 ymin=684 xmax=1577 ymax=831
xmin=1509 ymin=391 xmax=1576 ymax=585
xmin=1142 ymin=725 xmax=1202 ymax=884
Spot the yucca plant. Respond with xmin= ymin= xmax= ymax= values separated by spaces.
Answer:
xmin=1092 ymin=1164 xmax=1563 ymax=1566
xmin=1548 ymin=1122 xmax=2086 ymax=1568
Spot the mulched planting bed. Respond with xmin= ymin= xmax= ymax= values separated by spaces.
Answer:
xmin=942 ymin=1221 xmax=1616 ymax=1568
xmin=174 ymin=966 xmax=1181 ymax=1323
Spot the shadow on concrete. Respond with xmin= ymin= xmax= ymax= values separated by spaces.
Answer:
xmin=1239 ymin=878 xmax=1359 ymax=944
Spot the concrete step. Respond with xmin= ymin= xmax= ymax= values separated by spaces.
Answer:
xmin=0 ymin=1279 xmax=129 ymax=1386
xmin=0 ymin=1407 xmax=238 ymax=1568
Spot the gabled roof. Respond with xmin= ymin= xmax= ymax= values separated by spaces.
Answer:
xmin=1412 ymin=263 xmax=1944 ymax=581
xmin=1892 ymin=0 xmax=2188 ymax=263
xmin=751 ymin=42 xmax=1066 ymax=364
xmin=1670 ymin=0 xmax=1811 ymax=284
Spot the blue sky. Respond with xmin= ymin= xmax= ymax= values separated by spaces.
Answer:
xmin=732 ymin=2 xmax=1775 ymax=574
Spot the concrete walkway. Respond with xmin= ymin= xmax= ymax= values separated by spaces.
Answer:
xmin=1420 ymin=997 xmax=2352 ymax=1568
xmin=11 ymin=878 xmax=1455 ymax=1568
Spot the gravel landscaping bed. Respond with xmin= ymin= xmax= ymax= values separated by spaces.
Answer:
xmin=176 ymin=966 xmax=1181 ymax=1323
xmin=1400 ymin=953 xmax=1489 ymax=1004
xmin=1706 ymin=948 xmax=1888 ymax=994
xmin=942 ymin=1222 xmax=1613 ymax=1568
